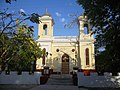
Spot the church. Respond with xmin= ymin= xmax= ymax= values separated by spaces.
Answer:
xmin=36 ymin=11 xmax=95 ymax=74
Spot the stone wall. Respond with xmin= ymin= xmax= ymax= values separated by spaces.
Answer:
xmin=0 ymin=71 xmax=41 ymax=84
xmin=77 ymin=72 xmax=120 ymax=87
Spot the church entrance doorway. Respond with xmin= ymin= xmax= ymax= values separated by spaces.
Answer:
xmin=61 ymin=54 xmax=69 ymax=74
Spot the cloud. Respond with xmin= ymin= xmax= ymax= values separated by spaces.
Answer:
xmin=20 ymin=9 xmax=25 ymax=13
xmin=55 ymin=12 xmax=66 ymax=24
xmin=55 ymin=12 xmax=61 ymax=17
xmin=19 ymin=9 xmax=26 ymax=16
xmin=61 ymin=18 xmax=65 ymax=23
xmin=68 ymin=13 xmax=77 ymax=17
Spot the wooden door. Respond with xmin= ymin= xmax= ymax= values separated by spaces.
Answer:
xmin=61 ymin=54 xmax=69 ymax=74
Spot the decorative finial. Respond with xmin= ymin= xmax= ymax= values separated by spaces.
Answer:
xmin=45 ymin=8 xmax=48 ymax=14
xmin=43 ymin=8 xmax=51 ymax=16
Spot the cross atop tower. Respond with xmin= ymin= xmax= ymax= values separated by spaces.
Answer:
xmin=43 ymin=8 xmax=51 ymax=16
xmin=45 ymin=8 xmax=48 ymax=14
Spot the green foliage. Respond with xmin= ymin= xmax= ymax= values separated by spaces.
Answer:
xmin=0 ymin=9 xmax=42 ymax=71
xmin=77 ymin=0 xmax=120 ymax=72
xmin=0 ymin=24 xmax=42 ymax=71
xmin=30 ymin=13 xmax=40 ymax=24
xmin=5 ymin=0 xmax=16 ymax=4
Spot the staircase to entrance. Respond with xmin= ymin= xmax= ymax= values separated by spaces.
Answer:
xmin=46 ymin=74 xmax=73 ymax=85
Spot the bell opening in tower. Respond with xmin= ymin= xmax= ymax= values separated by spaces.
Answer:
xmin=84 ymin=23 xmax=89 ymax=34
xmin=43 ymin=24 xmax=48 ymax=35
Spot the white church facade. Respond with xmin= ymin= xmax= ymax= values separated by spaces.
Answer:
xmin=36 ymin=11 xmax=95 ymax=74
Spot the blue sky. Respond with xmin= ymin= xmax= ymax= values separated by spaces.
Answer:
xmin=0 ymin=0 xmax=84 ymax=38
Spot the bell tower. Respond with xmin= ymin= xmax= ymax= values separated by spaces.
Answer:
xmin=38 ymin=9 xmax=54 ymax=38
xmin=78 ymin=15 xmax=95 ymax=70
xmin=78 ymin=15 xmax=93 ymax=37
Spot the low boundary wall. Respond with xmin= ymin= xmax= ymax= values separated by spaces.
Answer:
xmin=77 ymin=72 xmax=120 ymax=87
xmin=0 ymin=71 xmax=41 ymax=84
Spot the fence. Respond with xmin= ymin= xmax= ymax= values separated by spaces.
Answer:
xmin=0 ymin=71 xmax=41 ymax=84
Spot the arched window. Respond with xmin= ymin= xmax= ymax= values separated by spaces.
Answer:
xmin=43 ymin=24 xmax=47 ymax=35
xmin=84 ymin=24 xmax=89 ymax=34
xmin=85 ymin=48 xmax=89 ymax=65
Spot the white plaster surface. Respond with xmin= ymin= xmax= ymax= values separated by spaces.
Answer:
xmin=0 ymin=71 xmax=41 ymax=84
xmin=77 ymin=72 xmax=120 ymax=87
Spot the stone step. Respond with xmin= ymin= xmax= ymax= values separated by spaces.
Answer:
xmin=46 ymin=74 xmax=73 ymax=85
xmin=46 ymin=81 xmax=73 ymax=85
xmin=48 ymin=79 xmax=72 ymax=82
xmin=46 ymin=83 xmax=73 ymax=85
xmin=47 ymin=79 xmax=73 ymax=83
xmin=49 ymin=75 xmax=72 ymax=80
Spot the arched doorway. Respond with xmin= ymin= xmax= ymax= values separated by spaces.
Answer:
xmin=61 ymin=53 xmax=69 ymax=74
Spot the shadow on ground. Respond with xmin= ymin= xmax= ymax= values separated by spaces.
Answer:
xmin=0 ymin=84 xmax=37 ymax=90
xmin=0 ymin=84 xmax=120 ymax=90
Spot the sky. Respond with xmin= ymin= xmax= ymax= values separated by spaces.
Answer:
xmin=0 ymin=0 xmax=84 ymax=39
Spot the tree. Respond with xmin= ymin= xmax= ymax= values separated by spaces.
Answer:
xmin=5 ymin=0 xmax=16 ymax=4
xmin=77 ymin=0 xmax=120 ymax=72
xmin=0 ymin=9 xmax=41 ymax=72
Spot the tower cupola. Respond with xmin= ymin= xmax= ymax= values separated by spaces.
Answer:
xmin=38 ymin=9 xmax=54 ymax=38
